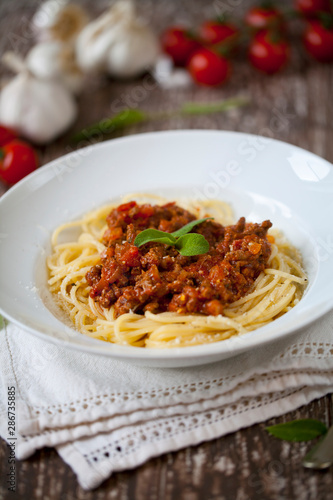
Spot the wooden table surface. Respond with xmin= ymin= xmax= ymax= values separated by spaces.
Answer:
xmin=0 ymin=1 xmax=332 ymax=498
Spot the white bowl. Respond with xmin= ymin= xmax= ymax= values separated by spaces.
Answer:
xmin=0 ymin=130 xmax=333 ymax=367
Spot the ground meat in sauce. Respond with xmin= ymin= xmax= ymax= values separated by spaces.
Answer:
xmin=85 ymin=201 xmax=272 ymax=318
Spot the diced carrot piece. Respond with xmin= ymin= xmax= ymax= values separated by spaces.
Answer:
xmin=104 ymin=227 xmax=123 ymax=242
xmin=248 ymin=242 xmax=262 ymax=255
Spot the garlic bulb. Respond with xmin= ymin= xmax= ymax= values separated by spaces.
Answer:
xmin=153 ymin=55 xmax=192 ymax=90
xmin=76 ymin=0 xmax=160 ymax=79
xmin=27 ymin=41 xmax=84 ymax=94
xmin=32 ymin=0 xmax=89 ymax=43
xmin=0 ymin=52 xmax=77 ymax=144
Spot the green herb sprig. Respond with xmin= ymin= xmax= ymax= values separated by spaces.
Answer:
xmin=72 ymin=97 xmax=249 ymax=143
xmin=134 ymin=218 xmax=212 ymax=257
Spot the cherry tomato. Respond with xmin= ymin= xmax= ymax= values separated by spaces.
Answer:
xmin=0 ymin=140 xmax=38 ymax=185
xmin=303 ymin=20 xmax=333 ymax=61
xmin=0 ymin=125 xmax=18 ymax=147
xmin=187 ymin=48 xmax=230 ymax=86
xmin=245 ymin=6 xmax=285 ymax=31
xmin=161 ymin=27 xmax=200 ymax=66
xmin=295 ymin=0 xmax=331 ymax=17
xmin=199 ymin=20 xmax=239 ymax=46
xmin=248 ymin=30 xmax=290 ymax=74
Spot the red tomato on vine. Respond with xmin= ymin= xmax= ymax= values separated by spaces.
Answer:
xmin=0 ymin=140 xmax=38 ymax=185
xmin=248 ymin=30 xmax=290 ymax=74
xmin=245 ymin=6 xmax=285 ymax=31
xmin=303 ymin=19 xmax=333 ymax=62
xmin=199 ymin=20 xmax=239 ymax=47
xmin=295 ymin=0 xmax=331 ymax=17
xmin=0 ymin=125 xmax=18 ymax=147
xmin=187 ymin=48 xmax=230 ymax=86
xmin=161 ymin=27 xmax=200 ymax=66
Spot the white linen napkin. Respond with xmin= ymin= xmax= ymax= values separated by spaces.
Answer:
xmin=0 ymin=313 xmax=333 ymax=490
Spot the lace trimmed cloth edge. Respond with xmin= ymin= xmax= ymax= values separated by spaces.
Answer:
xmin=17 ymin=355 xmax=333 ymax=436
xmin=6 ymin=367 xmax=333 ymax=460
xmin=56 ymin=383 xmax=332 ymax=490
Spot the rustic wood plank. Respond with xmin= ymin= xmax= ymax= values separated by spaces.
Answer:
xmin=0 ymin=398 xmax=332 ymax=499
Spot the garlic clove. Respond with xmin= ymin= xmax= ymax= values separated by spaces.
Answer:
xmin=27 ymin=41 xmax=84 ymax=94
xmin=0 ymin=74 xmax=24 ymax=130
xmin=26 ymin=78 xmax=77 ymax=143
xmin=0 ymin=70 xmax=77 ymax=144
xmin=32 ymin=1 xmax=89 ymax=43
xmin=105 ymin=25 xmax=160 ymax=79
xmin=75 ymin=0 xmax=160 ymax=78
xmin=152 ymin=55 xmax=192 ymax=89
xmin=33 ymin=0 xmax=68 ymax=34
xmin=58 ymin=44 xmax=85 ymax=94
xmin=75 ymin=11 xmax=119 ymax=73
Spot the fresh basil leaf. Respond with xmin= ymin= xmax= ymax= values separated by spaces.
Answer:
xmin=175 ymin=233 xmax=210 ymax=256
xmin=266 ymin=419 xmax=328 ymax=442
xmin=171 ymin=218 xmax=213 ymax=238
xmin=144 ymin=237 xmax=178 ymax=246
xmin=0 ymin=315 xmax=5 ymax=330
xmin=134 ymin=219 xmax=211 ymax=256
xmin=134 ymin=229 xmax=176 ymax=247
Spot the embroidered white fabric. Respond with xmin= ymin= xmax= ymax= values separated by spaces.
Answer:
xmin=0 ymin=311 xmax=332 ymax=490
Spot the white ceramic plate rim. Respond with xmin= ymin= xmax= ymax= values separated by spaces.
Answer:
xmin=0 ymin=130 xmax=333 ymax=366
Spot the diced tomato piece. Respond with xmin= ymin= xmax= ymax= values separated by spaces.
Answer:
xmin=232 ymin=239 xmax=243 ymax=250
xmin=100 ymin=247 xmax=115 ymax=260
xmin=135 ymin=204 xmax=155 ymax=218
xmin=121 ymin=246 xmax=140 ymax=267
xmin=117 ymin=201 xmax=137 ymax=212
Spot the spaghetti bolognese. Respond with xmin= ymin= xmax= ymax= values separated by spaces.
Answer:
xmin=47 ymin=195 xmax=307 ymax=348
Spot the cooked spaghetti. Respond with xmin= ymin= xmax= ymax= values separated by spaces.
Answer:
xmin=47 ymin=195 xmax=307 ymax=348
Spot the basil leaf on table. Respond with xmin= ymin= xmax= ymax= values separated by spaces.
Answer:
xmin=266 ymin=419 xmax=328 ymax=442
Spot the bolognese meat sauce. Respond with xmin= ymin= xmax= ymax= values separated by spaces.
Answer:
xmin=86 ymin=201 xmax=272 ymax=317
